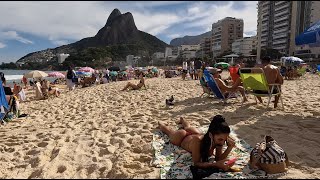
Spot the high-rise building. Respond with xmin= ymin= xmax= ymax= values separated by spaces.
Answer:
xmin=232 ymin=36 xmax=257 ymax=56
xmin=211 ymin=17 xmax=244 ymax=57
xmin=256 ymin=1 xmax=320 ymax=60
xmin=200 ymin=37 xmax=212 ymax=58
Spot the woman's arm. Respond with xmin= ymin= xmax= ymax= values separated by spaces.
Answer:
xmin=215 ymin=137 xmax=235 ymax=161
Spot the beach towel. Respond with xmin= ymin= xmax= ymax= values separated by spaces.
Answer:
xmin=151 ymin=126 xmax=286 ymax=179
xmin=0 ymin=80 xmax=9 ymax=121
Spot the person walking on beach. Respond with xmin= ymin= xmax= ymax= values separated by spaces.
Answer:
xmin=182 ymin=61 xmax=188 ymax=80
xmin=66 ymin=66 xmax=76 ymax=91
xmin=158 ymin=115 xmax=236 ymax=170
xmin=22 ymin=74 xmax=27 ymax=88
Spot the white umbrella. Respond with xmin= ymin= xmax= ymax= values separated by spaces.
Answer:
xmin=24 ymin=70 xmax=48 ymax=78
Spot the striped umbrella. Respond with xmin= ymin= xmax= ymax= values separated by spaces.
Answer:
xmin=48 ymin=72 xmax=65 ymax=78
xmin=78 ymin=67 xmax=95 ymax=73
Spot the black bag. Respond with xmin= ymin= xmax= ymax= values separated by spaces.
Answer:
xmin=190 ymin=165 xmax=221 ymax=179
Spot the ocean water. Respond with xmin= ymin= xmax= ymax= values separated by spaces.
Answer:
xmin=0 ymin=70 xmax=64 ymax=87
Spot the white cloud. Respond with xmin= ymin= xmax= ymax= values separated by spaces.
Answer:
xmin=52 ymin=40 xmax=68 ymax=46
xmin=0 ymin=31 xmax=33 ymax=44
xmin=0 ymin=1 xmax=257 ymax=46
xmin=182 ymin=1 xmax=257 ymax=36
xmin=0 ymin=42 xmax=6 ymax=48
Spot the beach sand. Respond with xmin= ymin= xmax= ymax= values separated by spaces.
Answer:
xmin=0 ymin=74 xmax=319 ymax=178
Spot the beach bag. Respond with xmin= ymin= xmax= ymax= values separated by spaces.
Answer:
xmin=190 ymin=165 xmax=220 ymax=179
xmin=250 ymin=136 xmax=289 ymax=174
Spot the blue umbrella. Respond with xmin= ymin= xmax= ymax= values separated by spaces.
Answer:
xmin=295 ymin=20 xmax=320 ymax=46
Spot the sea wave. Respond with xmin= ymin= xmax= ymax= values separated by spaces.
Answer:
xmin=4 ymin=75 xmax=23 ymax=81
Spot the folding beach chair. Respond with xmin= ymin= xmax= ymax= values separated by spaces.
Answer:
xmin=203 ymin=70 xmax=236 ymax=103
xmin=239 ymin=68 xmax=284 ymax=109
xmin=199 ymin=76 xmax=214 ymax=97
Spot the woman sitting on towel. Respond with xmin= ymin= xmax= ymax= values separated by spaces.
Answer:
xmin=158 ymin=115 xmax=236 ymax=171
xmin=121 ymin=72 xmax=145 ymax=91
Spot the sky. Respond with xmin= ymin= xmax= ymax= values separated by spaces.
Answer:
xmin=0 ymin=1 xmax=258 ymax=63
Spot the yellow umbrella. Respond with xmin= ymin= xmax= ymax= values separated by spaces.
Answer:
xmin=24 ymin=70 xmax=48 ymax=78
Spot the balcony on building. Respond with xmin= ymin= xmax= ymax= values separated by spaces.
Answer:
xmin=273 ymin=27 xmax=288 ymax=34
xmin=273 ymin=21 xmax=289 ymax=29
xmin=274 ymin=15 xmax=289 ymax=23
xmin=274 ymin=8 xmax=290 ymax=17
xmin=272 ymin=39 xmax=287 ymax=45
xmin=272 ymin=33 xmax=288 ymax=40
xmin=274 ymin=2 xmax=290 ymax=12
xmin=273 ymin=45 xmax=287 ymax=51
xmin=274 ymin=1 xmax=288 ymax=6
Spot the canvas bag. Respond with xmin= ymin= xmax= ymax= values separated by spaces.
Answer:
xmin=250 ymin=135 xmax=289 ymax=174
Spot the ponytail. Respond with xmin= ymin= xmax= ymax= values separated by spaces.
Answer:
xmin=200 ymin=115 xmax=230 ymax=162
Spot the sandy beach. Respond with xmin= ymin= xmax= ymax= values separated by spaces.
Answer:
xmin=0 ymin=74 xmax=320 ymax=178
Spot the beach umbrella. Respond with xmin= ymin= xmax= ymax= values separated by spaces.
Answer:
xmin=295 ymin=20 xmax=320 ymax=46
xmin=76 ymin=71 xmax=92 ymax=77
xmin=152 ymin=67 xmax=158 ymax=73
xmin=24 ymin=70 xmax=48 ymax=78
xmin=48 ymin=72 xmax=65 ymax=78
xmin=109 ymin=71 xmax=118 ymax=76
xmin=223 ymin=54 xmax=239 ymax=65
xmin=108 ymin=66 xmax=120 ymax=71
xmin=214 ymin=62 xmax=230 ymax=69
xmin=79 ymin=67 xmax=95 ymax=73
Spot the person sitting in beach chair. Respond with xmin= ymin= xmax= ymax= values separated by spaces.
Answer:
xmin=41 ymin=79 xmax=60 ymax=98
xmin=158 ymin=115 xmax=236 ymax=171
xmin=121 ymin=72 xmax=146 ymax=91
xmin=208 ymin=68 xmax=248 ymax=102
xmin=240 ymin=56 xmax=284 ymax=108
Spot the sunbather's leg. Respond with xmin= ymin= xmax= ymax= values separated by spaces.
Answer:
xmin=121 ymin=82 xmax=138 ymax=91
xmin=274 ymin=95 xmax=280 ymax=108
xmin=236 ymin=86 xmax=248 ymax=102
xmin=177 ymin=117 xmax=201 ymax=134
xmin=158 ymin=122 xmax=187 ymax=146
xmin=256 ymin=96 xmax=263 ymax=103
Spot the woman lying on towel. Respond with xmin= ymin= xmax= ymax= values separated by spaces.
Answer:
xmin=158 ymin=115 xmax=235 ymax=171
xmin=121 ymin=72 xmax=145 ymax=91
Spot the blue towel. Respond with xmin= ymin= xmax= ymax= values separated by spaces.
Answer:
xmin=0 ymin=80 xmax=9 ymax=120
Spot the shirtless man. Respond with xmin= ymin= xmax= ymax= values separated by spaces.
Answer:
xmin=121 ymin=72 xmax=145 ymax=91
xmin=158 ymin=115 xmax=236 ymax=170
xmin=256 ymin=56 xmax=284 ymax=108
xmin=210 ymin=68 xmax=248 ymax=102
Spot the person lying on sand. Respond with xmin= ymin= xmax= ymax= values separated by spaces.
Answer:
xmin=121 ymin=73 xmax=145 ymax=91
xmin=158 ymin=115 xmax=236 ymax=171
xmin=209 ymin=68 xmax=248 ymax=102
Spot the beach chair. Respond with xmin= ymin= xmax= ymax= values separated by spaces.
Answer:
xmin=199 ymin=76 xmax=214 ymax=97
xmin=203 ymin=70 xmax=236 ymax=103
xmin=35 ymin=82 xmax=44 ymax=100
xmin=297 ymin=67 xmax=306 ymax=78
xmin=239 ymin=68 xmax=284 ymax=109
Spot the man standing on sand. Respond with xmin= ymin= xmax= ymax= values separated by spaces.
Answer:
xmin=255 ymin=56 xmax=284 ymax=108
xmin=182 ymin=61 xmax=188 ymax=80
xmin=194 ymin=58 xmax=202 ymax=80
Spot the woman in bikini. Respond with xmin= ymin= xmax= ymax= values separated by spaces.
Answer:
xmin=121 ymin=72 xmax=145 ymax=91
xmin=158 ymin=115 xmax=236 ymax=170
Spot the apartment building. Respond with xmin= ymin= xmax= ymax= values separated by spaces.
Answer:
xmin=257 ymin=1 xmax=320 ymax=60
xmin=232 ymin=36 xmax=257 ymax=56
xmin=200 ymin=37 xmax=212 ymax=58
xmin=211 ymin=17 xmax=244 ymax=57
xmin=164 ymin=46 xmax=182 ymax=61
xmin=180 ymin=44 xmax=200 ymax=60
